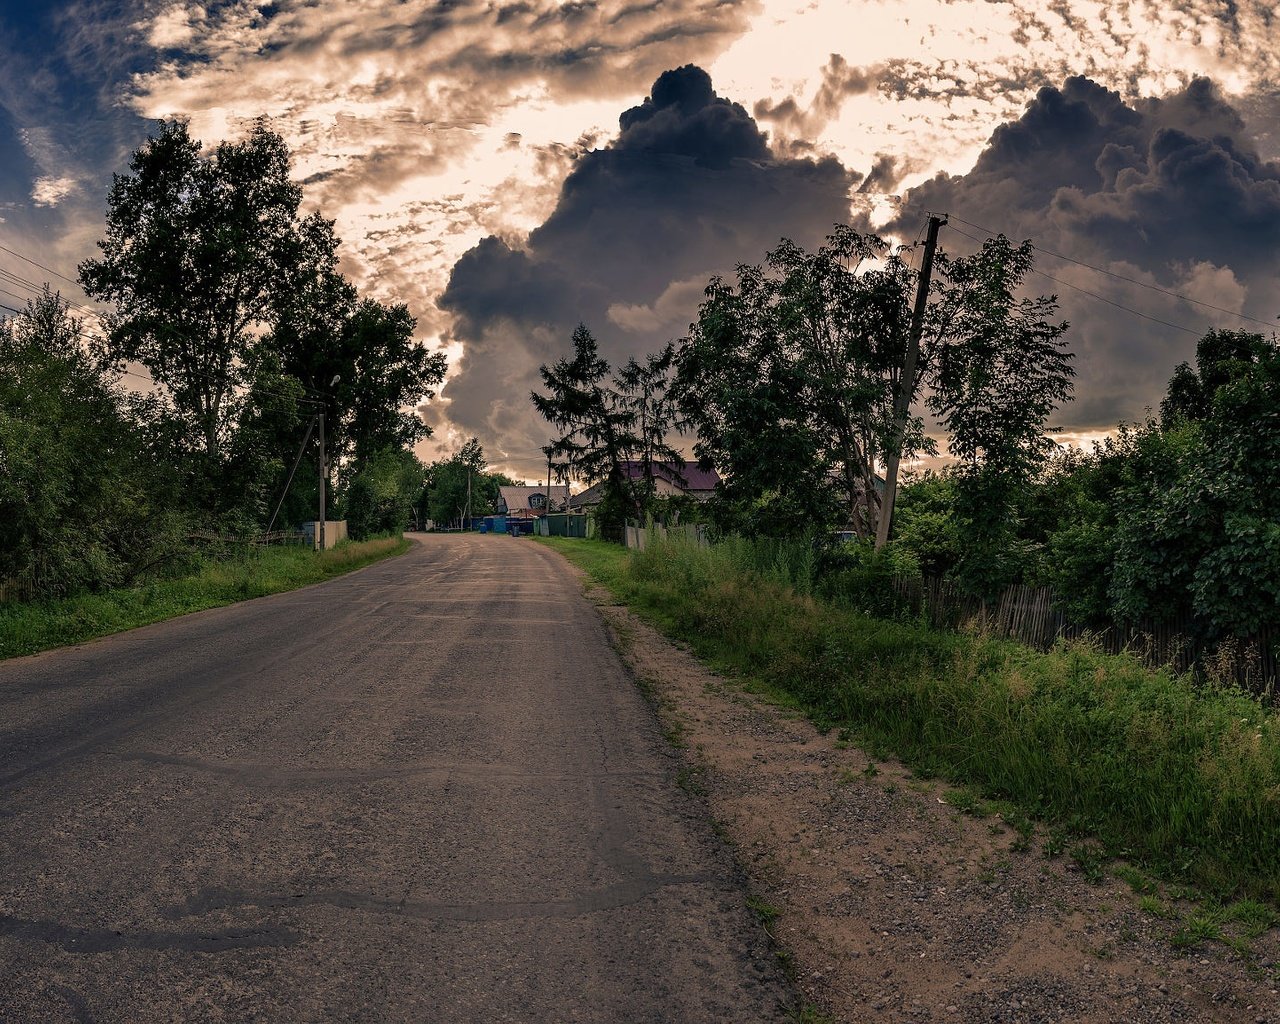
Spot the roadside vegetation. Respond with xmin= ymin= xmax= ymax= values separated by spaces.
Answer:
xmin=2 ymin=118 xmax=441 ymax=622
xmin=531 ymin=221 xmax=1280 ymax=936
xmin=0 ymin=536 xmax=407 ymax=661
xmin=540 ymin=534 xmax=1280 ymax=911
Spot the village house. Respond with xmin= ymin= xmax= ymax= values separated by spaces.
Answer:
xmin=567 ymin=461 xmax=720 ymax=511
xmin=496 ymin=484 xmax=571 ymax=521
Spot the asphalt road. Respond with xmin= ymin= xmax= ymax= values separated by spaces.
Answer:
xmin=0 ymin=534 xmax=789 ymax=1023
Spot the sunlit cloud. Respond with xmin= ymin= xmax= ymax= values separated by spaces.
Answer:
xmin=4 ymin=0 xmax=1275 ymax=471
xmin=30 ymin=175 xmax=77 ymax=207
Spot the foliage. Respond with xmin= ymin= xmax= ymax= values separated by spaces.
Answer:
xmin=220 ymin=349 xmax=306 ymax=527
xmin=675 ymin=227 xmax=928 ymax=538
xmin=1109 ymin=332 xmax=1280 ymax=636
xmin=80 ymin=119 xmax=305 ymax=461
xmin=674 ymin=228 xmax=1070 ymax=554
xmin=532 ymin=323 xmax=682 ymax=536
xmin=549 ymin=534 xmax=1280 ymax=905
xmin=1159 ymin=329 xmax=1274 ymax=427
xmin=0 ymin=537 xmax=407 ymax=660
xmin=673 ymin=273 xmax=838 ymax=538
xmin=927 ymin=236 xmax=1073 ymax=601
xmin=342 ymin=447 xmax=424 ymax=540
xmin=615 ymin=344 xmax=683 ymax=511
xmin=0 ymin=290 xmax=189 ymax=598
xmin=891 ymin=473 xmax=961 ymax=579
xmin=338 ymin=299 xmax=446 ymax=477
xmin=79 ymin=117 xmax=446 ymax=526
xmin=424 ymin=438 xmax=516 ymax=527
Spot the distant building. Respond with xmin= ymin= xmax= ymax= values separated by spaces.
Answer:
xmin=568 ymin=461 xmax=720 ymax=510
xmin=496 ymin=484 xmax=571 ymax=520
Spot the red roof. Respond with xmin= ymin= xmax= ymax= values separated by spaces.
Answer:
xmin=621 ymin=461 xmax=719 ymax=490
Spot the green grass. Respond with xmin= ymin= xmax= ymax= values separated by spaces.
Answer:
xmin=539 ymin=533 xmax=1280 ymax=909
xmin=536 ymin=536 xmax=634 ymax=592
xmin=0 ymin=536 xmax=409 ymax=660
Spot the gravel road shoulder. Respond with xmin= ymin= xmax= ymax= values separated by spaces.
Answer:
xmin=568 ymin=569 xmax=1280 ymax=1024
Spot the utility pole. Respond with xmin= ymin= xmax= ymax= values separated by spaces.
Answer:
xmin=546 ymin=447 xmax=553 ymax=524
xmin=876 ymin=214 xmax=946 ymax=550
xmin=317 ymin=411 xmax=327 ymax=551
xmin=465 ymin=467 xmax=471 ymax=530
xmin=265 ymin=414 xmax=318 ymax=537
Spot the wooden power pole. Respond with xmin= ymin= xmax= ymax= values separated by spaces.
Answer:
xmin=318 ymin=411 xmax=327 ymax=551
xmin=875 ymin=214 xmax=946 ymax=550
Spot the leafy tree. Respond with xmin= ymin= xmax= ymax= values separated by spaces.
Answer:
xmin=424 ymin=439 xmax=515 ymax=527
xmin=1159 ymin=329 xmax=1274 ymax=427
xmin=79 ymin=118 xmax=447 ymax=527
xmin=891 ymin=472 xmax=961 ymax=579
xmin=0 ymin=290 xmax=187 ymax=596
xmin=675 ymin=227 xmax=934 ymax=539
xmin=927 ymin=236 xmax=1073 ymax=599
xmin=674 ymin=274 xmax=838 ymax=538
xmin=615 ymin=343 xmax=684 ymax=510
xmin=340 ymin=299 xmax=446 ymax=475
xmin=343 ymin=447 xmax=425 ymax=540
xmin=80 ymin=118 xmax=306 ymax=462
xmin=220 ymin=350 xmax=306 ymax=526
xmin=1109 ymin=331 xmax=1280 ymax=636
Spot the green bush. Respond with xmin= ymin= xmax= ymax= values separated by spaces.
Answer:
xmin=0 ymin=537 xmax=407 ymax=659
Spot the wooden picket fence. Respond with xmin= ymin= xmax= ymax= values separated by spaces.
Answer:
xmin=888 ymin=576 xmax=1278 ymax=700
xmin=625 ymin=522 xmax=710 ymax=551
xmin=186 ymin=529 xmax=309 ymax=547
xmin=0 ymin=576 xmax=39 ymax=604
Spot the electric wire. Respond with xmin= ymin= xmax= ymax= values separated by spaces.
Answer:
xmin=896 ymin=198 xmax=1276 ymax=331
xmin=0 ymin=242 xmax=84 ymax=288
xmin=0 ymin=239 xmax=336 ymax=406
xmin=945 ymin=222 xmax=1202 ymax=337
xmin=0 ymin=265 xmax=110 ymax=324
xmin=1 ymin=302 xmax=326 ymax=407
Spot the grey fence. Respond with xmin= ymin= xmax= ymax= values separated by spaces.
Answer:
xmin=625 ymin=522 xmax=710 ymax=551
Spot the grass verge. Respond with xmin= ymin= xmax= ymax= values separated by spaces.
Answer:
xmin=0 ymin=536 xmax=409 ymax=660
xmin=536 ymin=535 xmax=1280 ymax=909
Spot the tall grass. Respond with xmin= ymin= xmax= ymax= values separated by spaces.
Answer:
xmin=0 ymin=536 xmax=408 ymax=660
xmin=543 ymin=534 xmax=1280 ymax=905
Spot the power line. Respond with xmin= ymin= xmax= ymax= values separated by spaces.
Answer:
xmin=897 ymin=198 xmax=1276 ymax=331
xmin=0 ymin=238 xmax=331 ymax=409
xmin=945 ymin=223 xmax=1202 ymax=337
xmin=0 ymin=303 xmax=325 ymax=408
xmin=0 ymin=242 xmax=85 ymax=289
xmin=0 ymin=286 xmax=38 ymax=308
xmin=0 ymin=265 xmax=110 ymax=324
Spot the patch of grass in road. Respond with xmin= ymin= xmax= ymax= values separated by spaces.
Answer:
xmin=538 ymin=532 xmax=1280 ymax=914
xmin=0 ymin=536 xmax=408 ymax=660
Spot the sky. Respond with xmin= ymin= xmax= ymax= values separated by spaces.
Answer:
xmin=1 ymin=0 xmax=1278 ymax=480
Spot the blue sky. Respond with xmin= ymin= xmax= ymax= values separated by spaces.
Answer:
xmin=2 ymin=1 xmax=1278 ymax=472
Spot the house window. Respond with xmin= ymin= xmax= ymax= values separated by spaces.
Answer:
xmin=530 ymin=493 xmax=547 ymax=509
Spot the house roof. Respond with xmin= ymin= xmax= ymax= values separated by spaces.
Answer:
xmin=621 ymin=461 xmax=720 ymax=490
xmin=567 ymin=482 xmax=603 ymax=509
xmin=497 ymin=484 xmax=570 ymax=513
xmin=567 ymin=462 xmax=721 ymax=508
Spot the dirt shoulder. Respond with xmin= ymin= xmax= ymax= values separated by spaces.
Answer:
xmin=575 ymin=575 xmax=1280 ymax=1024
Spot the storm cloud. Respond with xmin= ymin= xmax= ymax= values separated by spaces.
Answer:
xmin=438 ymin=65 xmax=857 ymax=460
xmin=891 ymin=75 xmax=1280 ymax=431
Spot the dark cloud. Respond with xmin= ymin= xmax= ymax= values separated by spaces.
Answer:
xmin=891 ymin=75 xmax=1280 ymax=432
xmin=615 ymin=64 xmax=768 ymax=166
xmin=858 ymin=153 xmax=910 ymax=195
xmin=437 ymin=65 xmax=858 ymax=454
xmin=754 ymin=54 xmax=881 ymax=140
